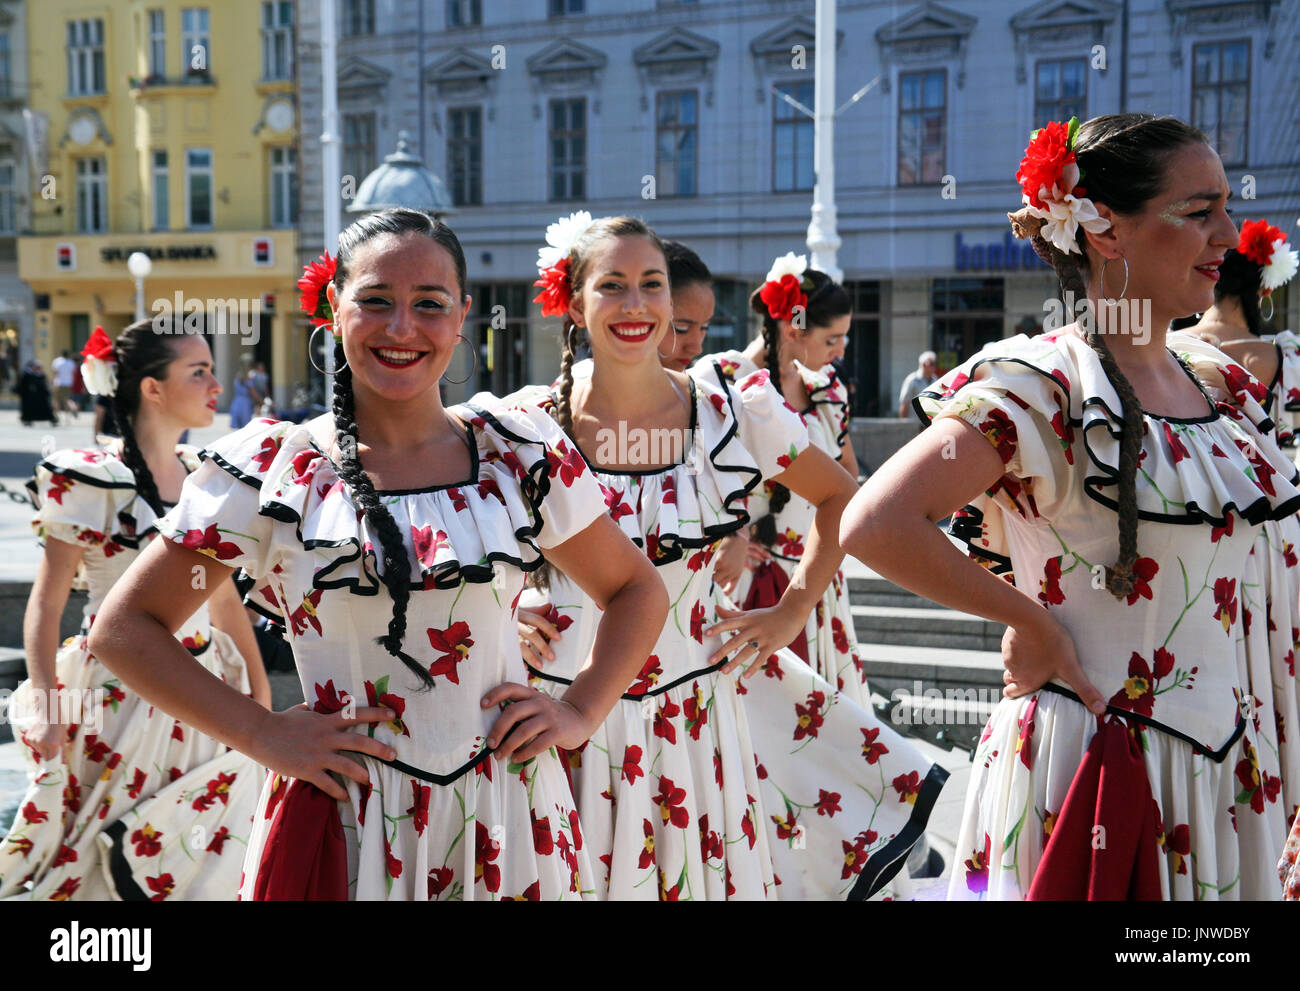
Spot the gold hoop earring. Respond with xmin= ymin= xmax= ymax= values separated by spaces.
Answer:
xmin=308 ymin=324 xmax=346 ymax=374
xmin=1099 ymin=256 xmax=1129 ymax=303
xmin=1261 ymin=293 xmax=1275 ymax=323
xmin=441 ymin=334 xmax=477 ymax=385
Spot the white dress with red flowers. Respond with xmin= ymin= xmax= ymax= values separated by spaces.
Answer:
xmin=156 ymin=409 xmax=609 ymax=900
xmin=920 ymin=330 xmax=1300 ymax=900
xmin=0 ymin=446 xmax=263 ymax=902
xmin=514 ymin=372 xmax=946 ymax=900
xmin=694 ymin=351 xmax=868 ymax=707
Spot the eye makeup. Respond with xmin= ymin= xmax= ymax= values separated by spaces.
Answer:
xmin=1159 ymin=201 xmax=1191 ymax=226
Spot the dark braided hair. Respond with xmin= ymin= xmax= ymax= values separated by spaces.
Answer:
xmin=110 ymin=319 xmax=191 ymax=517
xmin=329 ymin=208 xmax=469 ymax=689
xmin=747 ymin=268 xmax=851 ymax=547
xmin=1012 ymin=113 xmax=1208 ymax=599
xmin=1214 ymin=248 xmax=1268 ymax=336
xmin=663 ymin=240 xmax=712 ymax=290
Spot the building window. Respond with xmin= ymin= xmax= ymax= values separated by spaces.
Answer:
xmin=549 ymin=0 xmax=585 ymax=14
xmin=185 ymin=148 xmax=213 ymax=228
xmin=147 ymin=11 xmax=166 ymax=78
xmin=843 ymin=281 xmax=882 ymax=416
xmin=932 ymin=278 xmax=1004 ymax=368
xmin=549 ymin=98 xmax=586 ymax=202
xmin=447 ymin=0 xmax=482 ymax=27
xmin=1193 ymin=40 xmax=1250 ymax=167
xmin=152 ymin=150 xmax=169 ymax=230
xmin=270 ymin=146 xmax=298 ymax=227
xmin=342 ymin=112 xmax=377 ymax=192
xmin=261 ymin=2 xmax=293 ymax=81
xmin=773 ymin=81 xmax=814 ymax=192
xmin=898 ymin=69 xmax=946 ymax=185
xmin=66 ymin=19 xmax=106 ymax=96
xmin=343 ymin=0 xmax=375 ymax=35
xmin=0 ymin=33 xmax=11 ymax=99
xmin=181 ymin=8 xmax=210 ymax=75
xmin=448 ymin=107 xmax=483 ymax=206
xmin=656 ymin=90 xmax=698 ymax=197
xmin=76 ymin=158 xmax=108 ymax=233
xmin=1034 ymin=58 xmax=1087 ymax=125
xmin=0 ymin=161 xmax=14 ymax=234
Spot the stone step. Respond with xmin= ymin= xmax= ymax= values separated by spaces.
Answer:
xmin=846 ymin=574 xmax=933 ymax=610
xmin=852 ymin=603 xmax=1006 ymax=652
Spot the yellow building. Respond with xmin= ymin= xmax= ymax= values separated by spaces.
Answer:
xmin=18 ymin=0 xmax=303 ymax=407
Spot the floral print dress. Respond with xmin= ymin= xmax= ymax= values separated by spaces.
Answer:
xmin=919 ymin=330 xmax=1300 ymax=900
xmin=1266 ymin=329 xmax=1300 ymax=898
xmin=694 ymin=351 xmax=867 ymax=706
xmin=156 ymin=407 xmax=609 ymax=900
xmin=0 ymin=446 xmax=263 ymax=901
xmin=514 ymin=371 xmax=946 ymax=900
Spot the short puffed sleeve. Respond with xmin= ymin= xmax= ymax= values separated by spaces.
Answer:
xmin=466 ymin=391 xmax=610 ymax=551
xmin=155 ymin=418 xmax=288 ymax=579
xmin=915 ymin=335 xmax=1079 ymax=521
xmin=732 ymin=369 xmax=812 ymax=482
xmin=27 ymin=448 xmax=137 ymax=551
xmin=800 ymin=362 xmax=851 ymax=458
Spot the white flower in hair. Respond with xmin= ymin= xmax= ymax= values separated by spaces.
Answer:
xmin=765 ymin=252 xmax=808 ymax=284
xmin=1262 ymin=237 xmax=1299 ymax=291
xmin=81 ymin=357 xmax=118 ymax=398
xmin=1024 ymin=193 xmax=1111 ymax=256
xmin=537 ymin=210 xmax=595 ymax=270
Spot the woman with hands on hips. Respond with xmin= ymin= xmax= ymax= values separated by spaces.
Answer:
xmin=512 ymin=213 xmax=945 ymax=900
xmin=89 ymin=208 xmax=667 ymax=901
xmin=841 ymin=114 xmax=1299 ymax=900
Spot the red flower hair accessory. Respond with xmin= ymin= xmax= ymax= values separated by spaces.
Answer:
xmin=759 ymin=252 xmax=811 ymax=323
xmin=533 ymin=211 xmax=595 ymax=318
xmin=1238 ymin=219 xmax=1298 ymax=291
xmin=80 ymin=326 xmax=118 ymax=397
xmin=297 ymin=251 xmax=337 ymax=334
xmin=1013 ymin=117 xmax=1110 ymax=255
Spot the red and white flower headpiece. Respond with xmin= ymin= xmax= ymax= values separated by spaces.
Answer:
xmin=533 ymin=210 xmax=596 ymax=318
xmin=759 ymin=252 xmax=811 ymax=322
xmin=80 ymin=325 xmax=118 ymax=397
xmin=298 ymin=251 xmax=338 ymax=335
xmin=1015 ymin=117 xmax=1111 ymax=255
xmin=1238 ymin=219 xmax=1299 ymax=291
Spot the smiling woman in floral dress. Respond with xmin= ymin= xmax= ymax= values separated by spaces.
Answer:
xmin=841 ymin=114 xmax=1300 ymax=900
xmin=515 ymin=213 xmax=945 ymax=900
xmin=89 ymin=208 xmax=666 ymax=900
xmin=693 ymin=256 xmax=866 ymax=704
xmin=0 ymin=322 xmax=269 ymax=901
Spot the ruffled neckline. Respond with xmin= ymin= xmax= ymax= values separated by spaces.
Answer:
xmin=921 ymin=330 xmax=1300 ymax=527
xmin=199 ymin=409 xmax=579 ymax=593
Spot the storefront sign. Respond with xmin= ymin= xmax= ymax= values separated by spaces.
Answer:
xmin=100 ymin=245 xmax=217 ymax=263
xmin=954 ymin=232 xmax=1048 ymax=272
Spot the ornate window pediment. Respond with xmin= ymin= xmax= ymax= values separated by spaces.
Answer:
xmin=1010 ymin=0 xmax=1119 ymax=82
xmin=336 ymin=56 xmax=391 ymax=98
xmin=1166 ymin=0 xmax=1281 ymax=62
xmin=749 ymin=17 xmax=842 ymax=102
xmin=875 ymin=2 xmax=978 ymax=89
xmin=633 ymin=28 xmax=720 ymax=109
xmin=59 ymin=108 xmax=112 ymax=148
xmin=425 ymin=51 xmax=495 ymax=99
xmin=526 ymin=39 xmax=607 ymax=92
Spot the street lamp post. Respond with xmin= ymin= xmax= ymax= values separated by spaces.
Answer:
xmin=127 ymin=251 xmax=152 ymax=324
xmin=320 ymin=0 xmax=341 ymax=392
xmin=807 ymin=0 xmax=842 ymax=283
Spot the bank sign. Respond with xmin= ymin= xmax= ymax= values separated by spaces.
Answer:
xmin=954 ymin=232 xmax=1049 ymax=272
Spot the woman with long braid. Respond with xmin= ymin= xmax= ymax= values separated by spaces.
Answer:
xmin=0 ymin=322 xmax=269 ymax=901
xmin=841 ymin=114 xmax=1300 ymax=899
xmin=89 ymin=209 xmax=665 ymax=900
xmin=691 ymin=260 xmax=866 ymax=703
xmin=517 ymin=214 xmax=944 ymax=899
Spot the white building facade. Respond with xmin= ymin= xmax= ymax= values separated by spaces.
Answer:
xmin=298 ymin=0 xmax=1300 ymax=413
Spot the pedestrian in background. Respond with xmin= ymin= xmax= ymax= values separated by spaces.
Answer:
xmin=897 ymin=350 xmax=938 ymax=418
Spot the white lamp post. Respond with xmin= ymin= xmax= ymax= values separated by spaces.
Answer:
xmin=127 ymin=251 xmax=152 ymax=323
